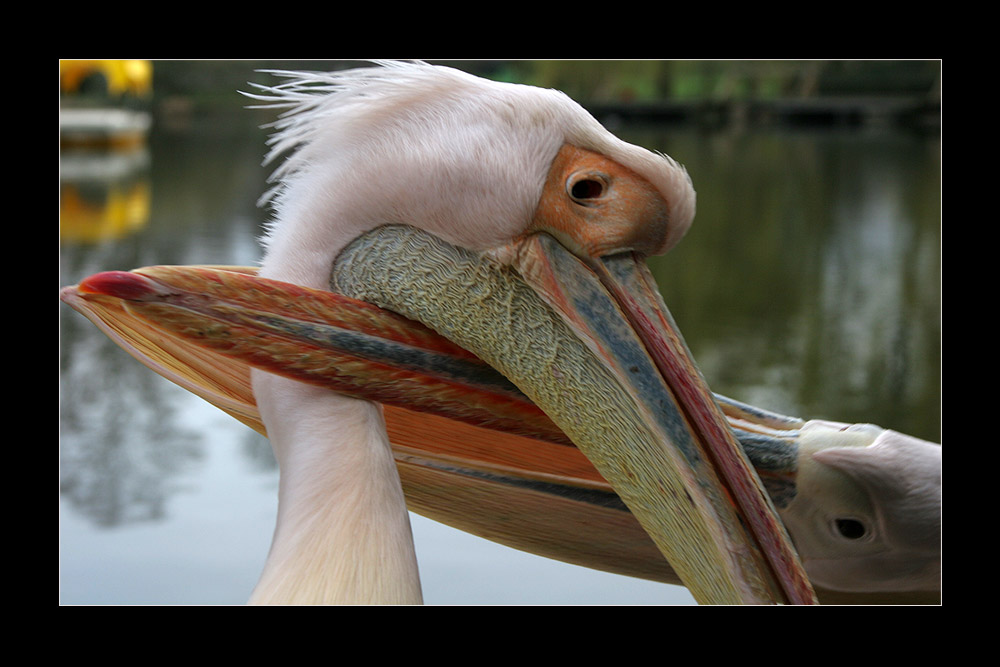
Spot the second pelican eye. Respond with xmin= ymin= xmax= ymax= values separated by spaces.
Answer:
xmin=834 ymin=518 xmax=868 ymax=540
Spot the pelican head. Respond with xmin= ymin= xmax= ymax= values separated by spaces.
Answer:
xmin=253 ymin=62 xmax=693 ymax=289
xmin=782 ymin=421 xmax=941 ymax=593
xmin=63 ymin=61 xmax=823 ymax=604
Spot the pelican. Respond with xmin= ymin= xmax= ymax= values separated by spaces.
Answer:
xmin=60 ymin=61 xmax=939 ymax=604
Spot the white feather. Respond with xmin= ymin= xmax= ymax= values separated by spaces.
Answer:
xmin=245 ymin=60 xmax=695 ymax=290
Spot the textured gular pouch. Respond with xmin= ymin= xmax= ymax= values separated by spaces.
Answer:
xmin=331 ymin=223 xmax=815 ymax=605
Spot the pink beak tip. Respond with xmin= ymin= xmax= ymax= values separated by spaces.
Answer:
xmin=76 ymin=271 xmax=157 ymax=301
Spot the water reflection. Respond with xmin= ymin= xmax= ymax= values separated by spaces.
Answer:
xmin=59 ymin=116 xmax=940 ymax=604
xmin=60 ymin=147 xmax=151 ymax=243
xmin=633 ymin=129 xmax=940 ymax=443
xmin=60 ymin=314 xmax=204 ymax=527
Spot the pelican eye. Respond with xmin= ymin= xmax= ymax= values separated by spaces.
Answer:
xmin=567 ymin=173 xmax=608 ymax=205
xmin=833 ymin=517 xmax=869 ymax=540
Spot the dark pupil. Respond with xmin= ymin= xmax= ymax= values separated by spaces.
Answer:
xmin=571 ymin=179 xmax=603 ymax=199
xmin=835 ymin=518 xmax=867 ymax=539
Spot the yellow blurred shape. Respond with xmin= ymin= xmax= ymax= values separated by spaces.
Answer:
xmin=60 ymin=181 xmax=150 ymax=242
xmin=60 ymin=60 xmax=152 ymax=97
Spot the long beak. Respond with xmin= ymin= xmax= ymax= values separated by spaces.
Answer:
xmin=63 ymin=266 xmax=941 ymax=605
xmin=64 ymin=237 xmax=813 ymax=604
